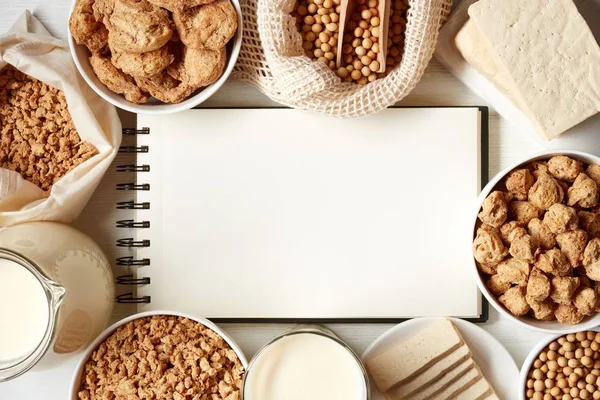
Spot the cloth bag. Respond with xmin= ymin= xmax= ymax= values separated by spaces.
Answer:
xmin=0 ymin=11 xmax=122 ymax=227
xmin=233 ymin=0 xmax=452 ymax=117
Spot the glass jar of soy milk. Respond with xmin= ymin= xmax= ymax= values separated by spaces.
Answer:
xmin=243 ymin=326 xmax=370 ymax=400
xmin=0 ymin=222 xmax=114 ymax=381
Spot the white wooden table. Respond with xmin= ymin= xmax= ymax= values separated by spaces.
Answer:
xmin=0 ymin=1 xmax=582 ymax=398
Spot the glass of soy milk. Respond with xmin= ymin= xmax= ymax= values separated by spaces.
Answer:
xmin=0 ymin=222 xmax=114 ymax=382
xmin=243 ymin=326 xmax=370 ymax=400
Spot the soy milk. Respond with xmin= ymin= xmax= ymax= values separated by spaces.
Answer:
xmin=0 ymin=222 xmax=114 ymax=381
xmin=0 ymin=258 xmax=49 ymax=363
xmin=244 ymin=332 xmax=368 ymax=400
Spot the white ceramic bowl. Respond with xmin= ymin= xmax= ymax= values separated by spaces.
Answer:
xmin=472 ymin=150 xmax=600 ymax=333
xmin=67 ymin=1 xmax=243 ymax=115
xmin=69 ymin=310 xmax=248 ymax=399
xmin=519 ymin=328 xmax=600 ymax=400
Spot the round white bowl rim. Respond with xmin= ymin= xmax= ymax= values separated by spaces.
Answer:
xmin=518 ymin=327 xmax=600 ymax=400
xmin=67 ymin=0 xmax=243 ymax=115
xmin=472 ymin=149 xmax=600 ymax=334
xmin=69 ymin=310 xmax=248 ymax=399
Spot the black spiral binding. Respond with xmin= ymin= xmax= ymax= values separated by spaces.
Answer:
xmin=116 ymin=219 xmax=150 ymax=228
xmin=116 ymin=275 xmax=151 ymax=285
xmin=116 ymin=128 xmax=151 ymax=304
xmin=119 ymin=145 xmax=148 ymax=153
xmin=117 ymin=201 xmax=150 ymax=210
xmin=116 ymin=256 xmax=150 ymax=266
xmin=116 ymin=293 xmax=151 ymax=304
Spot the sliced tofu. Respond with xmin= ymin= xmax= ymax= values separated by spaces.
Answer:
xmin=454 ymin=20 xmax=514 ymax=99
xmin=467 ymin=0 xmax=600 ymax=140
xmin=421 ymin=366 xmax=481 ymax=400
xmin=407 ymin=358 xmax=474 ymax=400
xmin=386 ymin=344 xmax=471 ymax=399
xmin=484 ymin=393 xmax=500 ymax=400
xmin=366 ymin=319 xmax=464 ymax=391
xmin=456 ymin=362 xmax=498 ymax=400
xmin=454 ymin=376 xmax=494 ymax=400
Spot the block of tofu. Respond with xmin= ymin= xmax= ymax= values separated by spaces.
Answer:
xmin=408 ymin=358 xmax=475 ymax=400
xmin=366 ymin=319 xmax=464 ymax=392
xmin=467 ymin=0 xmax=600 ymax=140
xmin=386 ymin=344 xmax=471 ymax=399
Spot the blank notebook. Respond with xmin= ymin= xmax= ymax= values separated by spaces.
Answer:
xmin=130 ymin=108 xmax=484 ymax=320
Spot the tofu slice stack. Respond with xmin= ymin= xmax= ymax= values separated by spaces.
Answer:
xmin=365 ymin=319 xmax=498 ymax=400
xmin=454 ymin=0 xmax=600 ymax=140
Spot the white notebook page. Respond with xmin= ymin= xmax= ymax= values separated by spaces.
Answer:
xmin=135 ymin=108 xmax=482 ymax=319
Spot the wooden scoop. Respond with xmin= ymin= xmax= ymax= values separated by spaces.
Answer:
xmin=336 ymin=0 xmax=390 ymax=73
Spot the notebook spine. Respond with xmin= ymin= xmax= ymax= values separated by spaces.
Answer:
xmin=115 ymin=127 xmax=151 ymax=304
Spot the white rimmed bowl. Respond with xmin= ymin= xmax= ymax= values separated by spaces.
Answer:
xmin=69 ymin=310 xmax=248 ymax=399
xmin=519 ymin=328 xmax=600 ymax=400
xmin=472 ymin=150 xmax=600 ymax=334
xmin=67 ymin=1 xmax=243 ymax=115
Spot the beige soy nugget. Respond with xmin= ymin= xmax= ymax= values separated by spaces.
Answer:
xmin=478 ymin=191 xmax=508 ymax=228
xmin=550 ymin=276 xmax=580 ymax=305
xmin=505 ymin=169 xmax=534 ymax=201
xmin=89 ymin=54 xmax=149 ymax=103
xmin=497 ymin=258 xmax=530 ymax=286
xmin=586 ymin=165 xmax=600 ymax=186
xmin=544 ymin=204 xmax=578 ymax=235
xmin=500 ymin=221 xmax=523 ymax=246
xmin=135 ymin=71 xmax=198 ymax=103
xmin=574 ymin=287 xmax=597 ymax=316
xmin=499 ymin=286 xmax=530 ymax=316
xmin=173 ymin=0 xmax=238 ymax=50
xmin=526 ymin=269 xmax=550 ymax=302
xmin=486 ymin=275 xmax=511 ymax=296
xmin=535 ymin=249 xmax=571 ymax=277
xmin=548 ymin=156 xmax=584 ymax=182
xmin=527 ymin=218 xmax=556 ymax=250
xmin=583 ymin=238 xmax=600 ymax=280
xmin=528 ymin=298 xmax=555 ymax=321
xmin=567 ymin=173 xmax=599 ymax=208
xmin=528 ymin=173 xmax=564 ymax=210
xmin=69 ymin=0 xmax=109 ymax=53
xmin=468 ymin=1 xmax=600 ymax=140
xmin=110 ymin=39 xmax=174 ymax=78
xmin=473 ymin=226 xmax=508 ymax=265
xmin=528 ymin=161 xmax=550 ymax=179
xmin=168 ymin=46 xmax=226 ymax=87
xmin=109 ymin=0 xmax=173 ymax=53
xmin=476 ymin=262 xmax=497 ymax=276
xmin=556 ymin=230 xmax=588 ymax=268
xmin=508 ymin=201 xmax=541 ymax=224
xmin=92 ymin=0 xmax=115 ymax=25
xmin=555 ymin=303 xmax=584 ymax=325
xmin=509 ymin=230 xmax=539 ymax=262
xmin=578 ymin=211 xmax=600 ymax=238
